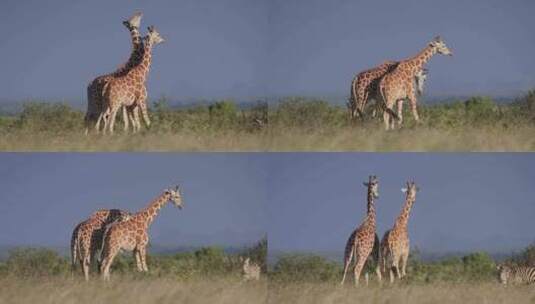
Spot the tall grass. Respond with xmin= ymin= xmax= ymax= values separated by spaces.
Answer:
xmin=1 ymin=92 xmax=535 ymax=151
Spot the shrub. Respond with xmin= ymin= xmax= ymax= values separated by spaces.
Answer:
xmin=208 ymin=100 xmax=238 ymax=129
xmin=4 ymin=248 xmax=69 ymax=277
xmin=271 ymin=254 xmax=340 ymax=283
xmin=16 ymin=102 xmax=83 ymax=132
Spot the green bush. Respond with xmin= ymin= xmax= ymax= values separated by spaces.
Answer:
xmin=508 ymin=244 xmax=535 ymax=266
xmin=4 ymin=248 xmax=69 ymax=277
xmin=270 ymin=97 xmax=346 ymax=130
xmin=271 ymin=254 xmax=340 ymax=283
xmin=208 ymin=100 xmax=239 ymax=129
xmin=16 ymin=102 xmax=83 ymax=132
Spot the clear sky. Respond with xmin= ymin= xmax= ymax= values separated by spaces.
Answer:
xmin=267 ymin=153 xmax=535 ymax=254
xmin=0 ymin=0 xmax=534 ymax=103
xmin=0 ymin=153 xmax=267 ymax=248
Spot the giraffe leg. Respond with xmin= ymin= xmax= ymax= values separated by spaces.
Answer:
xmin=122 ymin=106 xmax=129 ymax=133
xmin=132 ymin=106 xmax=141 ymax=133
xmin=353 ymin=254 xmax=366 ymax=287
xmin=101 ymin=249 xmax=118 ymax=281
xmin=383 ymin=109 xmax=392 ymax=131
xmin=82 ymin=254 xmax=90 ymax=281
xmin=400 ymin=252 xmax=409 ymax=278
xmin=108 ymin=107 xmax=120 ymax=134
xmin=139 ymin=246 xmax=148 ymax=272
xmin=139 ymin=101 xmax=151 ymax=129
xmin=134 ymin=249 xmax=143 ymax=272
xmin=340 ymin=246 xmax=354 ymax=285
xmin=396 ymin=99 xmax=404 ymax=128
xmin=408 ymin=90 xmax=420 ymax=123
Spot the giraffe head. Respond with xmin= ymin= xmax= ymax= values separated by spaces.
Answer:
xmin=165 ymin=185 xmax=183 ymax=209
xmin=146 ymin=25 xmax=166 ymax=45
xmin=123 ymin=12 xmax=143 ymax=30
xmin=401 ymin=180 xmax=419 ymax=200
xmin=429 ymin=36 xmax=453 ymax=56
xmin=415 ymin=69 xmax=428 ymax=96
xmin=363 ymin=175 xmax=379 ymax=199
xmin=496 ymin=264 xmax=510 ymax=284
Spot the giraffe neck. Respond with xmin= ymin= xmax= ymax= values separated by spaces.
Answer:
xmin=404 ymin=44 xmax=436 ymax=74
xmin=394 ymin=196 xmax=415 ymax=230
xmin=134 ymin=192 xmax=170 ymax=227
xmin=112 ymin=26 xmax=144 ymax=76
xmin=366 ymin=188 xmax=376 ymax=226
xmin=131 ymin=39 xmax=153 ymax=83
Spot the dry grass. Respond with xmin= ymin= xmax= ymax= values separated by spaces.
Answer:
xmin=1 ymin=125 xmax=534 ymax=151
xmin=269 ymin=282 xmax=535 ymax=304
xmin=0 ymin=276 xmax=267 ymax=304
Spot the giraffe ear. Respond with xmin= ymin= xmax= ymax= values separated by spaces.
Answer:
xmin=401 ymin=188 xmax=408 ymax=193
xmin=416 ymin=187 xmax=420 ymax=192
xmin=363 ymin=182 xmax=369 ymax=187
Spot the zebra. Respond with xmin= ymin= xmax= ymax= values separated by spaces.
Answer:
xmin=497 ymin=264 xmax=535 ymax=285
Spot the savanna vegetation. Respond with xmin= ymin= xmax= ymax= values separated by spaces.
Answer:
xmin=0 ymin=91 xmax=534 ymax=151
xmin=268 ymin=245 xmax=535 ymax=304
xmin=0 ymin=238 xmax=267 ymax=304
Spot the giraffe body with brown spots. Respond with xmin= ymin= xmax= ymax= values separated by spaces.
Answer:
xmin=99 ymin=26 xmax=164 ymax=134
xmin=85 ymin=12 xmax=144 ymax=134
xmin=379 ymin=181 xmax=419 ymax=283
xmin=379 ymin=36 xmax=453 ymax=130
xmin=71 ymin=209 xmax=131 ymax=281
xmin=340 ymin=175 xmax=382 ymax=286
xmin=100 ymin=186 xmax=183 ymax=280
xmin=348 ymin=61 xmax=399 ymax=121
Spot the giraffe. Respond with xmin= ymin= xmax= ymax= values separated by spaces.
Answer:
xmin=340 ymin=175 xmax=382 ymax=286
xmin=368 ymin=68 xmax=429 ymax=119
xmin=378 ymin=181 xmax=419 ymax=283
xmin=99 ymin=26 xmax=165 ymax=134
xmin=348 ymin=61 xmax=400 ymax=121
xmin=100 ymin=185 xmax=183 ymax=280
xmin=379 ymin=36 xmax=453 ymax=130
xmin=85 ymin=12 xmax=144 ymax=134
xmin=71 ymin=209 xmax=131 ymax=281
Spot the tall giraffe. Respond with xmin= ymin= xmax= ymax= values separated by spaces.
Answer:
xmin=379 ymin=36 xmax=453 ymax=130
xmin=378 ymin=181 xmax=419 ymax=283
xmin=340 ymin=175 xmax=382 ymax=286
xmin=70 ymin=209 xmax=131 ymax=281
xmin=100 ymin=186 xmax=183 ymax=280
xmin=99 ymin=26 xmax=165 ymax=134
xmin=85 ymin=12 xmax=144 ymax=134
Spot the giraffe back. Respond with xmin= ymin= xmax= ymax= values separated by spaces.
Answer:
xmin=498 ymin=265 xmax=535 ymax=285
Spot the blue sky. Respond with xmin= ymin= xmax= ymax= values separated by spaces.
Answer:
xmin=0 ymin=153 xmax=267 ymax=248
xmin=0 ymin=0 xmax=533 ymax=104
xmin=0 ymin=153 xmax=534 ymax=255
xmin=267 ymin=153 xmax=535 ymax=254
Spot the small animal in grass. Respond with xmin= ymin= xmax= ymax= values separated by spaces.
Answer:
xmin=241 ymin=257 xmax=261 ymax=281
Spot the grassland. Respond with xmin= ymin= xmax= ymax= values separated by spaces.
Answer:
xmin=268 ymin=282 xmax=534 ymax=304
xmin=0 ymin=276 xmax=267 ymax=304
xmin=0 ymin=92 xmax=534 ymax=151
